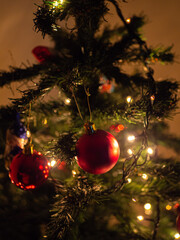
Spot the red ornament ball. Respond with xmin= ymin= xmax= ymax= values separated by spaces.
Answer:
xmin=9 ymin=150 xmax=49 ymax=190
xmin=32 ymin=46 xmax=52 ymax=63
xmin=76 ymin=129 xmax=120 ymax=174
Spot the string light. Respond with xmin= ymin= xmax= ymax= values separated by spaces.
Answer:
xmin=144 ymin=203 xmax=151 ymax=210
xmin=26 ymin=130 xmax=31 ymax=138
xmin=127 ymin=135 xmax=135 ymax=142
xmin=147 ymin=147 xmax=154 ymax=155
xmin=166 ymin=205 xmax=172 ymax=210
xmin=137 ymin=216 xmax=144 ymax=221
xmin=53 ymin=1 xmax=59 ymax=7
xmin=174 ymin=233 xmax=180 ymax=239
xmin=126 ymin=96 xmax=132 ymax=103
xmin=50 ymin=159 xmax=56 ymax=167
xmin=52 ymin=0 xmax=63 ymax=8
xmin=132 ymin=198 xmax=136 ymax=202
xmin=42 ymin=118 xmax=48 ymax=125
xmin=142 ymin=173 xmax=148 ymax=180
xmin=72 ymin=170 xmax=77 ymax=176
xmin=64 ymin=98 xmax=71 ymax=105
xmin=127 ymin=178 xmax=132 ymax=183
xmin=127 ymin=149 xmax=133 ymax=155
xmin=150 ymin=95 xmax=155 ymax=101
xmin=126 ymin=18 xmax=131 ymax=23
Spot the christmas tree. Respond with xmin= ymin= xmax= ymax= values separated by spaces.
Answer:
xmin=0 ymin=0 xmax=180 ymax=239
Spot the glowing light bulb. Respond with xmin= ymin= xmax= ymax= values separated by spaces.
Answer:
xmin=43 ymin=118 xmax=48 ymax=125
xmin=50 ymin=160 xmax=56 ymax=167
xmin=174 ymin=233 xmax=180 ymax=239
xmin=127 ymin=178 xmax=132 ymax=183
xmin=147 ymin=147 xmax=153 ymax=155
xmin=26 ymin=130 xmax=31 ymax=138
xmin=142 ymin=173 xmax=148 ymax=180
xmin=150 ymin=95 xmax=155 ymax=101
xmin=137 ymin=216 xmax=144 ymax=221
xmin=65 ymin=98 xmax=71 ymax=105
xmin=132 ymin=198 xmax=136 ymax=202
xmin=72 ymin=170 xmax=77 ymax=176
xmin=127 ymin=135 xmax=135 ymax=142
xmin=166 ymin=205 xmax=172 ymax=210
xmin=127 ymin=149 xmax=133 ymax=155
xmin=126 ymin=96 xmax=132 ymax=103
xmin=144 ymin=203 xmax=151 ymax=210
xmin=53 ymin=1 xmax=59 ymax=7
xmin=126 ymin=18 xmax=131 ymax=23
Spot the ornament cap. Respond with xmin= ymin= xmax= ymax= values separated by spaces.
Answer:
xmin=23 ymin=138 xmax=34 ymax=155
xmin=84 ymin=122 xmax=96 ymax=134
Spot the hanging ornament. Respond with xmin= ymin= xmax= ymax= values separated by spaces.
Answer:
xmin=9 ymin=140 xmax=49 ymax=190
xmin=4 ymin=113 xmax=27 ymax=170
xmin=99 ymin=75 xmax=115 ymax=94
xmin=76 ymin=122 xmax=120 ymax=174
xmin=32 ymin=46 xmax=52 ymax=63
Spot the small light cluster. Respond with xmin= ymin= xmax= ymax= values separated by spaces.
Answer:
xmin=48 ymin=159 xmax=56 ymax=167
xmin=166 ymin=204 xmax=172 ymax=211
xmin=142 ymin=173 xmax=148 ymax=180
xmin=174 ymin=233 xmax=180 ymax=239
xmin=127 ymin=149 xmax=133 ymax=155
xmin=64 ymin=98 xmax=71 ymax=105
xmin=52 ymin=0 xmax=63 ymax=8
xmin=126 ymin=96 xmax=132 ymax=103
xmin=126 ymin=18 xmax=131 ymax=23
xmin=127 ymin=135 xmax=135 ymax=142
xmin=137 ymin=215 xmax=144 ymax=221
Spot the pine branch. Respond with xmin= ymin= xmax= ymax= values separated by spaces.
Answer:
xmin=0 ymin=64 xmax=44 ymax=87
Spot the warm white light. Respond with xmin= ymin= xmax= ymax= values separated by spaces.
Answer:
xmin=132 ymin=198 xmax=136 ymax=202
xmin=142 ymin=173 xmax=148 ymax=180
xmin=144 ymin=203 xmax=151 ymax=210
xmin=127 ymin=149 xmax=133 ymax=155
xmin=72 ymin=170 xmax=77 ymax=176
xmin=126 ymin=96 xmax=132 ymax=103
xmin=50 ymin=160 xmax=56 ymax=167
xmin=174 ymin=233 xmax=180 ymax=239
xmin=43 ymin=118 xmax=48 ymax=125
xmin=126 ymin=18 xmax=131 ymax=23
xmin=65 ymin=98 xmax=71 ymax=104
xmin=26 ymin=130 xmax=31 ymax=138
xmin=147 ymin=147 xmax=153 ymax=155
xmin=137 ymin=216 xmax=144 ymax=221
xmin=166 ymin=205 xmax=172 ymax=211
xmin=127 ymin=135 xmax=135 ymax=142
xmin=150 ymin=95 xmax=155 ymax=101
xmin=53 ymin=1 xmax=59 ymax=7
xmin=127 ymin=178 xmax=132 ymax=183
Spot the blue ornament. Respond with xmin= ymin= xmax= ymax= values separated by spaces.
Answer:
xmin=11 ymin=113 xmax=27 ymax=139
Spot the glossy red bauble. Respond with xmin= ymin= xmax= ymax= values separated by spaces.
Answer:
xmin=9 ymin=150 xmax=49 ymax=190
xmin=76 ymin=130 xmax=120 ymax=174
xmin=32 ymin=46 xmax=52 ymax=63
